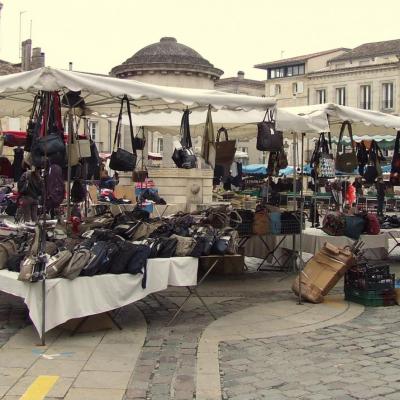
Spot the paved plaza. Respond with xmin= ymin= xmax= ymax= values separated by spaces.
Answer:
xmin=0 ymin=251 xmax=400 ymax=399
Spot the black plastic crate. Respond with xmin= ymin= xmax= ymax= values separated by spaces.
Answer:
xmin=345 ymin=273 xmax=395 ymax=291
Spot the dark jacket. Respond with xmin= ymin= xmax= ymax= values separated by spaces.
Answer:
xmin=18 ymin=171 xmax=43 ymax=200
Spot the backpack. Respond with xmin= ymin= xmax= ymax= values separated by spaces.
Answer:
xmin=62 ymin=247 xmax=91 ymax=279
xmin=45 ymin=250 xmax=72 ymax=279
xmin=80 ymin=241 xmax=119 ymax=276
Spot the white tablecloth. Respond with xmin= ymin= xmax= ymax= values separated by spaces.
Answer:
xmin=281 ymin=228 xmax=388 ymax=257
xmin=0 ymin=257 xmax=198 ymax=336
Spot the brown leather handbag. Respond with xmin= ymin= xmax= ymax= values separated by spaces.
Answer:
xmin=335 ymin=121 xmax=358 ymax=173
xmin=215 ymin=127 xmax=236 ymax=166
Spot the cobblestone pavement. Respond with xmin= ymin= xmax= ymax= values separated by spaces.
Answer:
xmin=0 ymin=292 xmax=28 ymax=348
xmin=124 ymin=289 xmax=294 ymax=400
xmin=220 ymin=305 xmax=400 ymax=400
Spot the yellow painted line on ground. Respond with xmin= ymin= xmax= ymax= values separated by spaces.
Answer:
xmin=20 ymin=375 xmax=59 ymax=400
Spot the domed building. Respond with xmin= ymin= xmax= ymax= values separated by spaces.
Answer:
xmin=110 ymin=37 xmax=223 ymax=89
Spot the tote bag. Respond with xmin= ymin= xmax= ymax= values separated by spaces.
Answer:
xmin=335 ymin=121 xmax=358 ymax=173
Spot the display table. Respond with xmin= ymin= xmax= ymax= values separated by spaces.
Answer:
xmin=281 ymin=228 xmax=388 ymax=259
xmin=0 ymin=257 xmax=198 ymax=336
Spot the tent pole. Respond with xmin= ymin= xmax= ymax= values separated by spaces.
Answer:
xmin=292 ymin=132 xmax=297 ymax=273
xmin=297 ymin=133 xmax=305 ymax=305
xmin=66 ymin=107 xmax=73 ymax=224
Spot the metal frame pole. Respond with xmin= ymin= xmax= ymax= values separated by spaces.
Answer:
xmin=297 ymin=133 xmax=305 ymax=305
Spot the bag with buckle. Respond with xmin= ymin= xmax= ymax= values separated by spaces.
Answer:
xmin=0 ymin=240 xmax=17 ymax=269
xmin=45 ymin=250 xmax=72 ymax=279
xmin=18 ymin=256 xmax=37 ymax=281
xmin=256 ymin=109 xmax=283 ymax=151
xmin=363 ymin=140 xmax=384 ymax=184
xmin=172 ymin=109 xmax=197 ymax=169
xmin=336 ymin=121 xmax=358 ymax=173
xmin=109 ymin=96 xmax=137 ymax=171
xmin=215 ymin=127 xmax=236 ymax=166
xmin=170 ymin=234 xmax=197 ymax=257
xmin=62 ymin=247 xmax=91 ymax=279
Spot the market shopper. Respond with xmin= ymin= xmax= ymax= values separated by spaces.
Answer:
xmin=17 ymin=167 xmax=43 ymax=222
xmin=375 ymin=177 xmax=386 ymax=216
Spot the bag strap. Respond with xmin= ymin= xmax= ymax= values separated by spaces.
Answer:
xmin=113 ymin=96 xmax=136 ymax=154
xmin=113 ymin=98 xmax=124 ymax=151
xmin=124 ymin=95 xmax=136 ymax=154
xmin=337 ymin=121 xmax=355 ymax=154
xmin=216 ymin=127 xmax=229 ymax=143
xmin=180 ymin=109 xmax=192 ymax=149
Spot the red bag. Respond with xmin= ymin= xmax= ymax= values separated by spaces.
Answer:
xmin=365 ymin=214 xmax=380 ymax=235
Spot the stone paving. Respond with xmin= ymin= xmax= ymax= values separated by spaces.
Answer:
xmin=220 ymin=306 xmax=400 ymax=400
xmin=0 ymin=250 xmax=399 ymax=399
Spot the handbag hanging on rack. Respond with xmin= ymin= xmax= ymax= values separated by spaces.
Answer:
xmin=311 ymin=132 xmax=335 ymax=178
xmin=215 ymin=127 xmax=236 ymax=166
xmin=133 ymin=126 xmax=146 ymax=151
xmin=109 ymin=96 xmax=137 ymax=172
xmin=363 ymin=140 xmax=384 ymax=184
xmin=171 ymin=109 xmax=197 ymax=169
xmin=335 ymin=121 xmax=358 ymax=173
xmin=256 ymin=109 xmax=283 ymax=152
xmin=390 ymin=131 xmax=400 ymax=185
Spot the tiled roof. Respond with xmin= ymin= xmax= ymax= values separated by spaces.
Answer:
xmin=0 ymin=60 xmax=21 ymax=76
xmin=254 ymin=48 xmax=350 ymax=69
xmin=329 ymin=39 xmax=400 ymax=62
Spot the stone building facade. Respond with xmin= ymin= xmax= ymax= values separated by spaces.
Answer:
xmin=255 ymin=48 xmax=349 ymax=107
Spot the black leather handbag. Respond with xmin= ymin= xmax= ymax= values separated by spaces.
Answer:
xmin=172 ymin=109 xmax=197 ymax=169
xmin=257 ymin=109 xmax=283 ymax=151
xmin=335 ymin=121 xmax=358 ymax=173
xmin=110 ymin=96 xmax=137 ymax=171
xmin=134 ymin=126 xmax=146 ymax=151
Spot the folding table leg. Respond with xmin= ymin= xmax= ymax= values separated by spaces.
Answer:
xmin=257 ymin=236 xmax=287 ymax=271
xmin=388 ymin=232 xmax=400 ymax=255
xmin=167 ymin=260 xmax=219 ymax=326
xmin=106 ymin=312 xmax=122 ymax=330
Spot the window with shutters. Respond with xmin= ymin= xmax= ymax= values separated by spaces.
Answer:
xmin=157 ymin=138 xmax=163 ymax=154
xmin=88 ymin=121 xmax=98 ymax=141
xmin=316 ymin=89 xmax=326 ymax=104
xmin=336 ymin=87 xmax=346 ymax=105
xmin=382 ymin=82 xmax=394 ymax=110
xmin=360 ymin=85 xmax=372 ymax=109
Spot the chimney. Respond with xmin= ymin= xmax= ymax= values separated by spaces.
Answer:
xmin=237 ymin=71 xmax=245 ymax=79
xmin=30 ymin=47 xmax=45 ymax=69
xmin=21 ymin=39 xmax=32 ymax=71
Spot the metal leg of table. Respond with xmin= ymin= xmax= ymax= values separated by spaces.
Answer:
xmin=388 ymin=232 xmax=400 ymax=255
xmin=167 ymin=260 xmax=219 ymax=326
xmin=257 ymin=235 xmax=288 ymax=272
xmin=238 ymin=236 xmax=250 ymax=270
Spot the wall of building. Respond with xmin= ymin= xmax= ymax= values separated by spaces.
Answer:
xmin=125 ymin=72 xmax=215 ymax=89
xmin=308 ymin=63 xmax=400 ymax=113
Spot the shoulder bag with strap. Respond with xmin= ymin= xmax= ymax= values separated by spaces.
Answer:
xmin=172 ymin=109 xmax=196 ymax=169
xmin=314 ymin=132 xmax=335 ymax=178
xmin=256 ymin=109 xmax=283 ymax=151
xmin=109 ymin=96 xmax=137 ymax=171
xmin=215 ymin=127 xmax=236 ymax=166
xmin=390 ymin=131 xmax=400 ymax=185
xmin=335 ymin=121 xmax=358 ymax=173
xmin=363 ymin=141 xmax=380 ymax=183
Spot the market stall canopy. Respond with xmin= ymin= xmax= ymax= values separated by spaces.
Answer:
xmin=0 ymin=67 xmax=275 ymax=118
xmin=284 ymin=103 xmax=400 ymax=134
xmin=114 ymin=107 xmax=329 ymax=138
xmin=331 ymin=134 xmax=395 ymax=149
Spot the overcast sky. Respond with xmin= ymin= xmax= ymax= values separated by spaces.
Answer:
xmin=1 ymin=0 xmax=400 ymax=81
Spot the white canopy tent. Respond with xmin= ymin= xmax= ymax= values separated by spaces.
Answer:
xmin=284 ymin=103 xmax=400 ymax=136
xmin=0 ymin=67 xmax=274 ymax=117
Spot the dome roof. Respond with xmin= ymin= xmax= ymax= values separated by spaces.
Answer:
xmin=110 ymin=37 xmax=223 ymax=79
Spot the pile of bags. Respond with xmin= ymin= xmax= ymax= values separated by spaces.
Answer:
xmin=322 ymin=212 xmax=380 ymax=240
